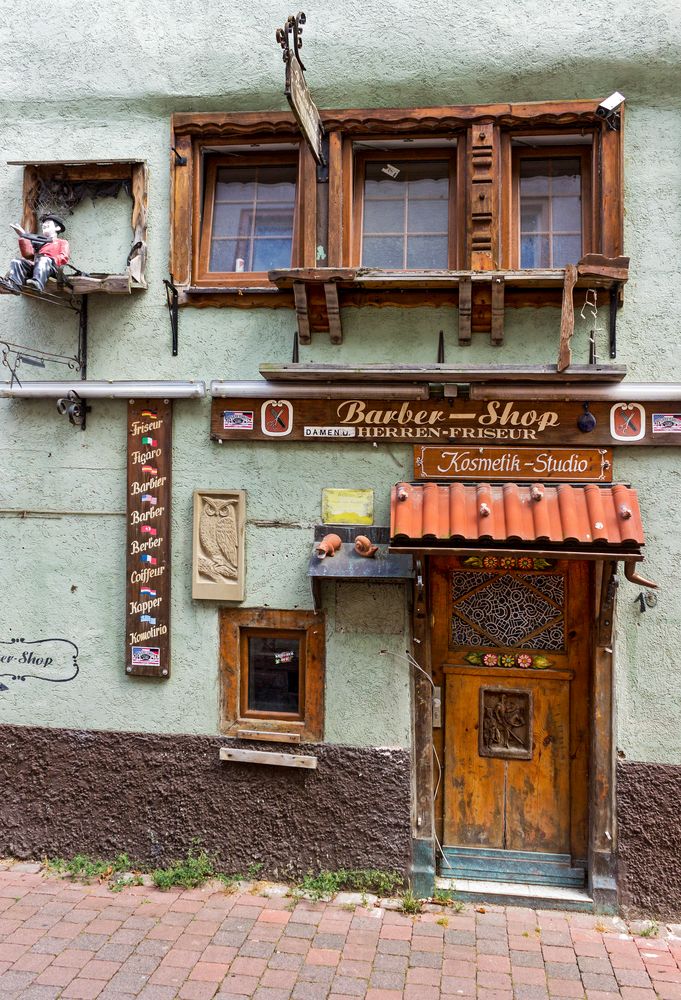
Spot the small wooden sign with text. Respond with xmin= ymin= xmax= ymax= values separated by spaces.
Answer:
xmin=125 ymin=400 xmax=172 ymax=678
xmin=414 ymin=446 xmax=613 ymax=482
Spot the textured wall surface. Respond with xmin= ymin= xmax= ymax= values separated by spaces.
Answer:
xmin=0 ymin=0 xmax=679 ymax=763
xmin=617 ymin=761 xmax=681 ymax=918
xmin=0 ymin=725 xmax=412 ymax=876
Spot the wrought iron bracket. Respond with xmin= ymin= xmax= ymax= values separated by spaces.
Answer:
xmin=609 ymin=283 xmax=621 ymax=359
xmin=316 ymin=134 xmax=330 ymax=183
xmin=164 ymin=276 xmax=180 ymax=356
xmin=56 ymin=390 xmax=90 ymax=431
xmin=171 ymin=146 xmax=187 ymax=167
xmin=276 ymin=10 xmax=306 ymax=67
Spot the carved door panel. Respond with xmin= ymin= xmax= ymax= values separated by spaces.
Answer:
xmin=431 ymin=558 xmax=590 ymax=861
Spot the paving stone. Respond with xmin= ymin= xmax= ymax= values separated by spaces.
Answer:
xmin=329 ymin=976 xmax=368 ymax=996
xmin=581 ymin=974 xmax=620 ymax=991
xmin=545 ymin=963 xmax=582 ymax=981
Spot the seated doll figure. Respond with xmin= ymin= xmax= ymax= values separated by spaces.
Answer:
xmin=2 ymin=215 xmax=70 ymax=294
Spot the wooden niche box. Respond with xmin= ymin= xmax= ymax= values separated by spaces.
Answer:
xmin=192 ymin=490 xmax=246 ymax=601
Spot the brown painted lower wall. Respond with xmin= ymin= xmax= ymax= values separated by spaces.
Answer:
xmin=0 ymin=725 xmax=412 ymax=879
xmin=617 ymin=760 xmax=681 ymax=918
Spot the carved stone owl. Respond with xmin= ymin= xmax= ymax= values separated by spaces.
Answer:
xmin=198 ymin=496 xmax=238 ymax=582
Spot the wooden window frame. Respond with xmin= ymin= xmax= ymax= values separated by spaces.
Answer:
xmin=195 ymin=148 xmax=302 ymax=288
xmin=509 ymin=144 xmax=594 ymax=270
xmin=350 ymin=146 xmax=459 ymax=269
xmin=219 ymin=608 xmax=324 ymax=742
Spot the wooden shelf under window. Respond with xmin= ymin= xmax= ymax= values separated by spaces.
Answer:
xmin=266 ymin=255 xmax=629 ymax=350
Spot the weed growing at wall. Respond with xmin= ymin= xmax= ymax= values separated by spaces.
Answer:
xmin=294 ymin=868 xmax=404 ymax=900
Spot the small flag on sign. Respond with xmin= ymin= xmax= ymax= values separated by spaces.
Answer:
xmin=140 ymin=587 xmax=157 ymax=597
xmin=141 ymin=464 xmax=157 ymax=474
xmin=140 ymin=555 xmax=157 ymax=565
xmin=141 ymin=436 xmax=157 ymax=446
xmin=140 ymin=410 xmax=157 ymax=419
xmin=140 ymin=614 xmax=157 ymax=624
xmin=140 ymin=526 xmax=157 ymax=536
xmin=141 ymin=494 xmax=157 ymax=505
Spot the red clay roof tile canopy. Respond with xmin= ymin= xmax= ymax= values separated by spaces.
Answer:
xmin=390 ymin=482 xmax=645 ymax=550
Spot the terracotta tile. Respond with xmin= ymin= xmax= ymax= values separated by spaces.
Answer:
xmin=391 ymin=482 xmax=645 ymax=548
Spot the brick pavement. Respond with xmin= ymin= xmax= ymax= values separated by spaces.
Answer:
xmin=0 ymin=863 xmax=679 ymax=999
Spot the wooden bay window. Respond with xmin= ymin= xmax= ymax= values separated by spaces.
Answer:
xmin=171 ymin=101 xmax=623 ymax=313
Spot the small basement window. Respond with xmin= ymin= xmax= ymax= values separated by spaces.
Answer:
xmin=220 ymin=608 xmax=324 ymax=742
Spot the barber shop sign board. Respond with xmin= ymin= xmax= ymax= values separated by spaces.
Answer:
xmin=126 ymin=401 xmax=171 ymax=678
xmin=211 ymin=396 xmax=681 ymax=446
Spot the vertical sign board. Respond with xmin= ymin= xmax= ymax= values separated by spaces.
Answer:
xmin=126 ymin=401 xmax=171 ymax=678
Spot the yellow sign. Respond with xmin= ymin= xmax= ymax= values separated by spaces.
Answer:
xmin=321 ymin=489 xmax=374 ymax=525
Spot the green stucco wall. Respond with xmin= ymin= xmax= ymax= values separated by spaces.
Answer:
xmin=0 ymin=0 xmax=679 ymax=761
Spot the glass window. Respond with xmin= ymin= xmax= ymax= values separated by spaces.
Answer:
xmin=519 ymin=157 xmax=582 ymax=268
xmin=246 ymin=634 xmax=302 ymax=716
xmin=361 ymin=159 xmax=450 ymax=269
xmin=208 ymin=163 xmax=297 ymax=273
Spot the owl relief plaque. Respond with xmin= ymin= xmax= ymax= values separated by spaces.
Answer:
xmin=192 ymin=490 xmax=246 ymax=601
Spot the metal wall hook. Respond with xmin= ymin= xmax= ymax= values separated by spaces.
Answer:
xmin=164 ymin=276 xmax=179 ymax=356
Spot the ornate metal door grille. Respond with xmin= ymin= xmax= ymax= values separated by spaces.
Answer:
xmin=450 ymin=565 xmax=565 ymax=652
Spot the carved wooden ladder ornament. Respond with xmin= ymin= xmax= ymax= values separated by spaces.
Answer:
xmin=458 ymin=124 xmax=505 ymax=347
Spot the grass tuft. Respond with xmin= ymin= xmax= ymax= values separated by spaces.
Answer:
xmin=151 ymin=849 xmax=217 ymax=890
xmin=294 ymin=868 xmax=403 ymax=901
xmin=399 ymin=889 xmax=422 ymax=915
xmin=639 ymin=921 xmax=659 ymax=938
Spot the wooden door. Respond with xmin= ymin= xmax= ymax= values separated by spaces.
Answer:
xmin=431 ymin=556 xmax=591 ymax=863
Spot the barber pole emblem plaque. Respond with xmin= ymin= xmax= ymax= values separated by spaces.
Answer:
xmin=126 ymin=401 xmax=171 ymax=678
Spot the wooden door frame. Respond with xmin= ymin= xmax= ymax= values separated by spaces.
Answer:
xmin=409 ymin=552 xmax=618 ymax=909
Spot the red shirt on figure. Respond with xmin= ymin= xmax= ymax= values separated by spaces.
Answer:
xmin=18 ymin=236 xmax=70 ymax=267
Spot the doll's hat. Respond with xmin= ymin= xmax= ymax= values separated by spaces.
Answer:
xmin=40 ymin=214 xmax=66 ymax=233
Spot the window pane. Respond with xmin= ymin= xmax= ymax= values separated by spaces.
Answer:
xmin=519 ymin=157 xmax=582 ymax=267
xmin=551 ymin=159 xmax=581 ymax=194
xmin=552 ymin=235 xmax=582 ymax=267
xmin=407 ymin=236 xmax=448 ymax=269
xmin=254 ymin=205 xmax=295 ymax=237
xmin=212 ymin=203 xmax=252 ymax=238
xmin=521 ymin=234 xmax=550 ymax=268
xmin=520 ymin=160 xmax=550 ymax=195
xmin=209 ymin=162 xmax=296 ymax=272
xmin=247 ymin=636 xmax=301 ymax=714
xmin=520 ymin=199 xmax=549 ymax=233
xmin=215 ymin=167 xmax=255 ymax=201
xmin=252 ymin=238 xmax=293 ymax=271
xmin=408 ymin=199 xmax=448 ymax=234
xmin=552 ymin=196 xmax=581 ymax=232
xmin=363 ymin=199 xmax=404 ymax=234
xmin=210 ymin=239 xmax=242 ymax=272
xmin=362 ymin=159 xmax=450 ymax=268
xmin=362 ymin=235 xmax=404 ymax=268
